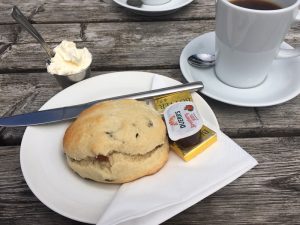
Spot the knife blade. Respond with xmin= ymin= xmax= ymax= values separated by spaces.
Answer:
xmin=0 ymin=81 xmax=204 ymax=127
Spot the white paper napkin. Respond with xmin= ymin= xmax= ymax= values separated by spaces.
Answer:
xmin=97 ymin=76 xmax=258 ymax=225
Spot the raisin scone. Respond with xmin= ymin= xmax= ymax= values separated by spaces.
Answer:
xmin=63 ymin=99 xmax=169 ymax=184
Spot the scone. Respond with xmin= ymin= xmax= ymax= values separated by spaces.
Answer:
xmin=63 ymin=99 xmax=169 ymax=183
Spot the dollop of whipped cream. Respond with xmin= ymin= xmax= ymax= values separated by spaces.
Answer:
xmin=47 ymin=40 xmax=92 ymax=75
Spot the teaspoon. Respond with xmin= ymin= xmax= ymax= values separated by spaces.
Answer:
xmin=188 ymin=53 xmax=216 ymax=68
xmin=11 ymin=6 xmax=54 ymax=59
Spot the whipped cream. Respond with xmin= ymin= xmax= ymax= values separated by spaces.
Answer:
xmin=47 ymin=40 xmax=92 ymax=75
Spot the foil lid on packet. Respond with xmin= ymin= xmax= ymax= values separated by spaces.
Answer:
xmin=163 ymin=101 xmax=203 ymax=141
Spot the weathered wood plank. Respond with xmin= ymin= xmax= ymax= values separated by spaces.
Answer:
xmin=0 ymin=21 xmax=214 ymax=72
xmin=207 ymin=95 xmax=300 ymax=138
xmin=1 ymin=21 xmax=300 ymax=72
xmin=1 ymin=22 xmax=298 ymax=45
xmin=0 ymin=72 xmax=60 ymax=145
xmin=0 ymin=137 xmax=299 ymax=225
xmin=1 ymin=70 xmax=300 ymax=145
xmin=0 ymin=0 xmax=215 ymax=25
xmin=0 ymin=25 xmax=18 ymax=43
xmin=0 ymin=24 xmax=82 ymax=44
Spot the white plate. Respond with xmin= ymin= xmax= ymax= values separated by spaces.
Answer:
xmin=180 ymin=32 xmax=300 ymax=107
xmin=20 ymin=71 xmax=219 ymax=224
xmin=113 ymin=0 xmax=194 ymax=16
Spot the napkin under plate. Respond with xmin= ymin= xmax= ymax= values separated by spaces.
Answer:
xmin=97 ymin=75 xmax=258 ymax=225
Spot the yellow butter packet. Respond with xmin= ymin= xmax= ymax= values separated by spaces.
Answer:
xmin=153 ymin=91 xmax=193 ymax=113
xmin=171 ymin=125 xmax=217 ymax=162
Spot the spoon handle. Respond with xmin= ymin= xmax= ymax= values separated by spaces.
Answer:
xmin=11 ymin=6 xmax=54 ymax=58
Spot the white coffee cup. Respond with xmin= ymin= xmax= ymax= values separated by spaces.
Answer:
xmin=142 ymin=0 xmax=171 ymax=5
xmin=215 ymin=0 xmax=300 ymax=88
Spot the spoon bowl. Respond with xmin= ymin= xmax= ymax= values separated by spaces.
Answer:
xmin=11 ymin=6 xmax=54 ymax=59
xmin=188 ymin=53 xmax=216 ymax=68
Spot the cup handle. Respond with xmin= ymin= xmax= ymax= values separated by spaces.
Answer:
xmin=277 ymin=10 xmax=300 ymax=59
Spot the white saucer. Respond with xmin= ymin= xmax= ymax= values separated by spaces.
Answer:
xmin=113 ymin=0 xmax=193 ymax=16
xmin=180 ymin=32 xmax=300 ymax=107
xmin=20 ymin=72 xmax=219 ymax=224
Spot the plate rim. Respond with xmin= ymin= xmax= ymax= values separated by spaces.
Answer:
xmin=20 ymin=71 xmax=219 ymax=223
xmin=180 ymin=31 xmax=300 ymax=107
xmin=113 ymin=0 xmax=194 ymax=12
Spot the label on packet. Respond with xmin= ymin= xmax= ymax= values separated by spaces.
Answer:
xmin=163 ymin=101 xmax=203 ymax=141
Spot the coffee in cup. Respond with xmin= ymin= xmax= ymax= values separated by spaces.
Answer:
xmin=229 ymin=0 xmax=281 ymax=10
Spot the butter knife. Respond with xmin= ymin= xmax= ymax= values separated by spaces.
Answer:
xmin=0 ymin=81 xmax=204 ymax=127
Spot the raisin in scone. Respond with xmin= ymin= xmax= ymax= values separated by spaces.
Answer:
xmin=63 ymin=99 xmax=169 ymax=183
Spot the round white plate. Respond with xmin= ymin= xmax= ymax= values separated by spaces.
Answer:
xmin=20 ymin=71 xmax=219 ymax=224
xmin=113 ymin=0 xmax=193 ymax=16
xmin=180 ymin=32 xmax=300 ymax=107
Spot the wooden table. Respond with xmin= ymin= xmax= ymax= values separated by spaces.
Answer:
xmin=0 ymin=1 xmax=299 ymax=224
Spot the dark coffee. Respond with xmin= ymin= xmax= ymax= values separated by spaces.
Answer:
xmin=230 ymin=0 xmax=282 ymax=10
